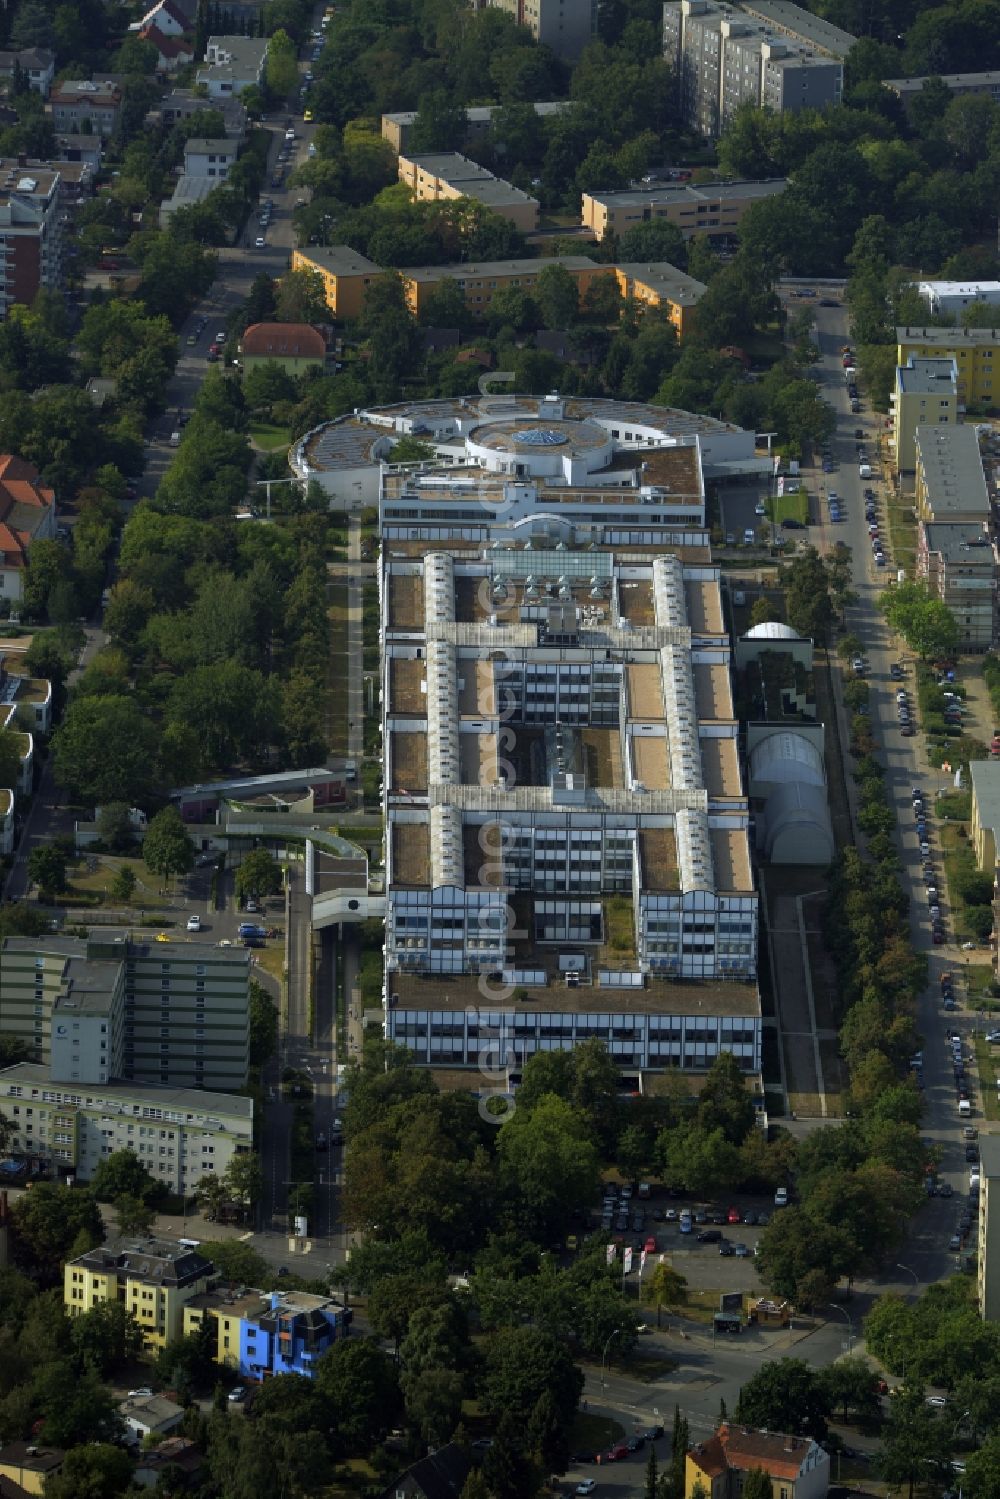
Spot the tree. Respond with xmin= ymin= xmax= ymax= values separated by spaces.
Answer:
xmin=315 ymin=1339 xmax=401 ymax=1455
xmin=33 ymin=1363 xmax=122 ymax=1448
xmin=90 ymin=1149 xmax=163 ymax=1205
xmin=11 ymin=1185 xmax=103 ymax=1285
xmin=644 ymin=1446 xmax=659 ymax=1499
xmin=820 ymin=1356 xmax=881 ymax=1425
xmin=27 ymin=845 xmax=67 ymax=900
xmin=109 ymin=865 xmax=136 ymax=903
xmin=409 ymin=91 xmax=468 ymax=153
xmin=742 ymin=1472 xmax=773 ymax=1499
xmin=113 ymin=1195 xmax=156 ymax=1238
xmin=535 ymin=263 xmax=579 ymax=330
xmin=497 ymin=1094 xmax=600 ymax=1238
xmin=644 ymin=1258 xmax=687 ymax=1328
xmin=142 ymin=806 xmax=194 ymax=884
xmin=734 ymin=1358 xmax=830 ymax=1441
xmin=275 ymin=267 xmax=329 ymax=325
xmin=481 ymin=1326 xmax=583 ymax=1432
xmin=749 ymin=597 xmax=782 ymax=627
xmin=69 ymin=1300 xmax=143 ymax=1376
xmin=619 ymin=219 xmax=687 ymax=267
xmin=224 ymin=1152 xmax=264 ymax=1208
xmin=95 ymin=804 xmax=136 ymax=853
xmin=248 ymin=981 xmax=278 ymax=1068
xmin=877 ymin=1388 xmax=952 ymax=1499
xmin=52 ymin=697 xmax=159 ymax=806
xmin=43 ymin=1442 xmax=132 ymax=1499
xmin=483 ymin=1411 xmax=541 ymax=1499
xmin=880 ymin=582 xmax=959 ymax=660
xmin=265 ymin=28 xmax=300 ymax=100
xmin=235 ymin=848 xmax=282 ymax=903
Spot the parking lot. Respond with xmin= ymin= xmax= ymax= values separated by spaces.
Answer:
xmin=588 ymin=1183 xmax=778 ymax=1292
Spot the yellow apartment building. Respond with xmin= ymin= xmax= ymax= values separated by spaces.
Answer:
xmin=65 ymin=1237 xmax=216 ymax=1351
xmin=615 ymin=262 xmax=706 ymax=338
xmin=290 ymin=246 xmax=382 ymax=321
xmin=582 ymin=178 xmax=788 ymax=241
xmin=399 ymin=255 xmax=603 ymax=319
xmin=897 ymin=325 xmax=1000 ymax=409
xmin=294 ymin=245 xmax=706 ymax=335
xmin=397 ymin=152 xmax=539 ymax=231
xmin=888 ymin=355 xmax=957 ymax=474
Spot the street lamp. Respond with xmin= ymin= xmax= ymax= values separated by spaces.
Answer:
xmin=896 ymin=1262 xmax=919 ymax=1298
xmin=824 ymin=1303 xmax=854 ymax=1353
xmin=601 ymin=1328 xmax=623 ymax=1393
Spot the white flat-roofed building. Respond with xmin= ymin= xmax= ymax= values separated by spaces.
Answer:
xmin=369 ymin=395 xmax=762 ymax=1081
xmin=3 ymin=1062 xmax=253 ymax=1191
xmin=917 ymin=280 xmax=1000 ymax=321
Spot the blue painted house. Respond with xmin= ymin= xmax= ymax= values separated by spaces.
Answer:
xmin=185 ymin=1287 xmax=349 ymax=1381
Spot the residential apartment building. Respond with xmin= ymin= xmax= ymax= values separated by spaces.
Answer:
xmin=196 ymin=36 xmax=269 ymax=99
xmin=663 ymin=0 xmax=844 ymax=138
xmin=614 ymin=262 xmax=707 ymax=336
xmin=0 ymin=453 xmax=55 ymax=594
xmin=482 ymin=0 xmax=597 ymax=61
xmin=897 ymin=325 xmax=1000 ymax=410
xmin=979 ymin=1135 xmax=1000 ymax=1320
xmin=581 ymin=178 xmax=788 ymax=242
xmin=737 ymin=0 xmax=854 ymax=56
xmin=0 ymin=1062 xmax=253 ymax=1190
xmin=0 ymin=167 xmax=64 ymax=319
xmin=917 ymin=279 xmax=1000 ymax=322
xmin=914 ymin=424 xmax=991 ymax=525
xmin=184 ymin=1287 xmax=348 ymax=1379
xmin=917 ymin=521 xmax=996 ymax=650
xmin=886 ymin=71 xmax=1000 ymax=114
xmin=686 ymin=1423 xmax=830 ymax=1499
xmin=291 ymin=245 xmax=382 ymax=321
xmin=381 ymin=101 xmax=571 ymax=155
xmin=367 ymin=393 xmax=763 ymax=1080
xmin=153 ymin=87 xmax=248 ymax=137
xmin=295 ymin=246 xmax=706 ymax=332
xmin=0 ymin=47 xmax=55 ymax=96
xmin=184 ymin=136 xmax=239 ymax=180
xmin=398 ymin=152 xmax=539 ymax=232
xmin=888 ymin=355 xmax=957 ymax=475
xmin=65 ymin=1238 xmax=217 ymax=1350
xmin=48 ymin=79 xmax=121 ymax=136
xmin=0 ymin=930 xmax=250 ymax=1092
xmin=241 ymin=321 xmax=326 ymax=376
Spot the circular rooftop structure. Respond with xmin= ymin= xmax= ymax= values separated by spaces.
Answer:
xmin=744 ymin=621 xmax=802 ymax=640
xmin=467 ymin=416 xmax=614 ymax=478
xmin=514 ymin=427 xmax=569 ymax=446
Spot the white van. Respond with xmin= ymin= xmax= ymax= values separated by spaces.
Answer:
xmin=959 ymin=1099 xmax=971 ymax=1117
xmin=169 ymin=430 xmax=181 ymax=448
xmin=679 ymin=1209 xmax=693 ymax=1234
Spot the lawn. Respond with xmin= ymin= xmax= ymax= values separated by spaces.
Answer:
xmin=885 ymin=490 xmax=917 ymax=579
xmin=327 ymin=578 xmax=350 ymax=757
xmin=249 ymin=421 xmax=291 ymax=452
xmin=767 ymin=488 xmax=809 ymax=525
xmin=973 ymin=1037 xmax=1000 ymax=1122
xmin=252 ymin=941 xmax=285 ymax=985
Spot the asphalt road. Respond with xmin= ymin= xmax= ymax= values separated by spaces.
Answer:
xmin=800 ymin=294 xmax=981 ymax=1284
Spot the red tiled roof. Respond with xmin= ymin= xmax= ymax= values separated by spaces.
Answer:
xmin=242 ymin=322 xmax=326 ymax=360
xmin=0 ymin=456 xmax=54 ymax=570
xmin=141 ymin=22 xmax=193 ymax=59
xmin=690 ymin=1426 xmax=817 ymax=1484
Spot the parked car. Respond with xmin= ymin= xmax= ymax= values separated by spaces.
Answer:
xmin=774 ymin=1186 xmax=789 ymax=1207
xmin=697 ymin=1229 xmax=723 ymax=1243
